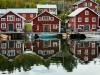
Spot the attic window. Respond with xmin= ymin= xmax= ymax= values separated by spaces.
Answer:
xmin=84 ymin=2 xmax=87 ymax=7
xmin=1 ymin=18 xmax=5 ymax=21
xmin=38 ymin=17 xmax=41 ymax=21
xmin=85 ymin=10 xmax=89 ymax=15
xmin=50 ymin=17 xmax=54 ymax=21
xmin=88 ymin=2 xmax=92 ymax=7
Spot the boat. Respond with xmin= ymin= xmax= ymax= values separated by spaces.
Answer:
xmin=85 ymin=33 xmax=100 ymax=38
xmin=37 ymin=38 xmax=58 ymax=41
xmin=39 ymin=33 xmax=57 ymax=38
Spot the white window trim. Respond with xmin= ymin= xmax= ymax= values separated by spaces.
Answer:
xmin=88 ymin=2 xmax=92 ymax=7
xmin=16 ymin=43 xmax=21 ymax=48
xmin=84 ymin=49 xmax=88 ymax=55
xmin=92 ymin=24 xmax=96 ymax=29
xmin=38 ymin=17 xmax=41 ymax=21
xmin=50 ymin=17 xmax=54 ymax=21
xmin=30 ymin=14 xmax=33 ymax=18
xmin=84 ymin=56 xmax=88 ymax=61
xmin=78 ymin=17 xmax=82 ymax=22
xmin=42 ymin=16 xmax=50 ymax=21
xmin=1 ymin=23 xmax=6 ymax=28
xmin=91 ymin=49 xmax=95 ymax=55
xmin=92 ymin=43 xmax=95 ymax=48
xmin=1 ymin=43 xmax=6 ymax=49
xmin=1 ymin=50 xmax=6 ymax=54
xmin=7 ymin=15 xmax=15 ymax=21
xmin=1 ymin=18 xmax=6 ymax=21
xmin=7 ymin=50 xmax=15 ymax=56
xmin=22 ymin=14 xmax=26 ymax=17
xmin=16 ymin=18 xmax=21 ymax=21
xmin=85 ymin=10 xmax=89 ymax=15
xmin=85 ymin=17 xmax=89 ymax=22
xmin=77 ymin=50 xmax=81 ymax=55
xmin=92 ymin=17 xmax=96 ymax=22
xmin=53 ymin=25 xmax=57 ymax=29
xmin=16 ymin=23 xmax=21 ymax=28
xmin=53 ymin=42 xmax=57 ymax=47
xmin=17 ymin=50 xmax=21 ymax=54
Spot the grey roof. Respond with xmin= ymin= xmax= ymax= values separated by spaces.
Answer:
xmin=0 ymin=8 xmax=38 ymax=14
xmin=73 ymin=0 xmax=85 ymax=5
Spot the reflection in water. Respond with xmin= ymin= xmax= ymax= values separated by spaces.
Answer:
xmin=0 ymin=38 xmax=100 ymax=74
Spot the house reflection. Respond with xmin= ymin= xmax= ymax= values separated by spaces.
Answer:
xmin=33 ymin=39 xmax=60 ymax=59
xmin=0 ymin=40 xmax=24 ymax=61
xmin=69 ymin=40 xmax=98 ymax=63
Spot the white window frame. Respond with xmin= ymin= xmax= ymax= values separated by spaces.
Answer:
xmin=77 ymin=50 xmax=81 ymax=55
xmin=16 ymin=23 xmax=21 ymax=28
xmin=7 ymin=15 xmax=15 ymax=21
xmin=1 ymin=18 xmax=5 ymax=21
xmin=1 ymin=23 xmax=6 ymax=28
xmin=38 ymin=17 xmax=41 ymax=21
xmin=16 ymin=18 xmax=21 ymax=21
xmin=30 ymin=14 xmax=33 ymax=18
xmin=85 ymin=17 xmax=89 ymax=22
xmin=1 ymin=50 xmax=6 ymax=54
xmin=53 ymin=42 xmax=57 ymax=47
xmin=42 ymin=16 xmax=50 ymax=21
xmin=84 ymin=49 xmax=88 ymax=55
xmin=91 ymin=49 xmax=95 ymax=55
xmin=84 ymin=56 xmax=88 ymax=61
xmin=7 ymin=50 xmax=15 ymax=56
xmin=50 ymin=17 xmax=54 ymax=21
xmin=84 ymin=2 xmax=87 ymax=7
xmin=92 ymin=43 xmax=95 ymax=48
xmin=17 ymin=50 xmax=21 ymax=54
xmin=53 ymin=25 xmax=57 ymax=29
xmin=92 ymin=24 xmax=96 ymax=29
xmin=78 ymin=17 xmax=82 ymax=22
xmin=85 ymin=10 xmax=89 ymax=15
xmin=88 ymin=2 xmax=92 ymax=7
xmin=1 ymin=43 xmax=6 ymax=49
xmin=16 ymin=43 xmax=21 ymax=48
xmin=92 ymin=17 xmax=96 ymax=22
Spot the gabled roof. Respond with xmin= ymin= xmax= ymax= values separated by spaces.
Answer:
xmin=37 ymin=4 xmax=57 ymax=8
xmin=73 ymin=0 xmax=99 ymax=6
xmin=31 ymin=11 xmax=61 ymax=21
xmin=68 ymin=7 xmax=98 ymax=17
xmin=0 ymin=11 xmax=26 ymax=20
xmin=0 ymin=8 xmax=38 ymax=14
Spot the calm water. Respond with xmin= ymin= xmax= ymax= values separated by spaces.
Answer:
xmin=0 ymin=37 xmax=100 ymax=75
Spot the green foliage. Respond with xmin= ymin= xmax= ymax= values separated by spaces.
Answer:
xmin=38 ymin=9 xmax=42 ymax=15
xmin=25 ymin=23 xmax=32 ymax=32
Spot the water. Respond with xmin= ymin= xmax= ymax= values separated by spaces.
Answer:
xmin=0 ymin=37 xmax=100 ymax=75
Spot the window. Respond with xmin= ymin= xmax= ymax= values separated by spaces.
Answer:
xmin=92 ymin=17 xmax=96 ymax=22
xmin=1 ymin=18 xmax=5 ymax=21
xmin=50 ymin=17 xmax=54 ymax=21
xmin=91 ymin=49 xmax=95 ymax=55
xmin=38 ymin=17 xmax=41 ymax=21
xmin=85 ymin=17 xmax=89 ymax=22
xmin=30 ymin=14 xmax=33 ymax=18
xmin=84 ymin=2 xmax=87 ymax=7
xmin=16 ymin=23 xmax=21 ymax=28
xmin=92 ymin=43 xmax=95 ymax=48
xmin=84 ymin=56 xmax=88 ymax=61
xmin=1 ymin=23 xmax=6 ymax=28
xmin=53 ymin=25 xmax=57 ymax=29
xmin=16 ymin=18 xmax=21 ymax=21
xmin=17 ymin=50 xmax=21 ymax=54
xmin=77 ymin=50 xmax=81 ymax=55
xmin=84 ymin=49 xmax=88 ymax=55
xmin=16 ymin=43 xmax=21 ymax=48
xmin=1 ymin=43 xmax=6 ymax=49
xmin=42 ymin=16 xmax=49 ymax=21
xmin=92 ymin=24 xmax=96 ymax=29
xmin=84 ymin=42 xmax=89 ymax=47
xmin=72 ymin=18 xmax=74 ymax=22
xmin=7 ymin=50 xmax=15 ymax=56
xmin=43 ymin=41 xmax=51 ymax=47
xmin=37 ymin=42 xmax=39 ymax=47
xmin=1 ymin=50 xmax=6 ymax=54
xmin=53 ymin=42 xmax=57 ymax=47
xmin=8 ymin=41 xmax=14 ymax=48
xmin=7 ymin=15 xmax=15 ymax=21
xmin=78 ymin=17 xmax=82 ymax=22
xmin=88 ymin=2 xmax=92 ymax=6
xmin=22 ymin=14 xmax=26 ymax=17
xmin=85 ymin=10 xmax=89 ymax=15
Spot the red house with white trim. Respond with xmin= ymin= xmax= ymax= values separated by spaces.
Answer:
xmin=0 ymin=40 xmax=24 ymax=60
xmin=0 ymin=11 xmax=25 ymax=32
xmin=31 ymin=11 xmax=61 ymax=33
xmin=68 ymin=7 xmax=99 ymax=32
xmin=72 ymin=0 xmax=99 ymax=13
xmin=32 ymin=39 xmax=60 ymax=59
xmin=69 ymin=40 xmax=98 ymax=63
xmin=0 ymin=8 xmax=38 ymax=20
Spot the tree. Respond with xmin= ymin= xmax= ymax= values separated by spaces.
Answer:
xmin=25 ymin=23 xmax=32 ymax=32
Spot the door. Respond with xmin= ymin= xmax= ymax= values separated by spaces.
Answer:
xmin=44 ymin=25 xmax=50 ymax=32
xmin=8 ymin=24 xmax=13 ymax=31
xmin=84 ymin=25 xmax=89 ymax=31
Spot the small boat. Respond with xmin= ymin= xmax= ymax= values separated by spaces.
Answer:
xmin=37 ymin=38 xmax=58 ymax=41
xmin=39 ymin=33 xmax=57 ymax=38
xmin=85 ymin=33 xmax=100 ymax=38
